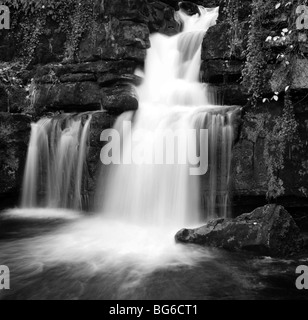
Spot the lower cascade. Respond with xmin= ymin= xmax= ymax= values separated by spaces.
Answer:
xmin=21 ymin=6 xmax=237 ymax=226
xmin=22 ymin=113 xmax=92 ymax=210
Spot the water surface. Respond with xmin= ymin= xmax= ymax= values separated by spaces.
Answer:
xmin=0 ymin=209 xmax=307 ymax=300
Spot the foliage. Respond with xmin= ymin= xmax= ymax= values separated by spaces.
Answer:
xmin=264 ymin=93 xmax=298 ymax=199
xmin=0 ymin=61 xmax=28 ymax=113
xmin=3 ymin=0 xmax=98 ymax=65
xmin=222 ymin=0 xmax=245 ymax=58
xmin=242 ymin=0 xmax=270 ymax=103
xmin=245 ymin=93 xmax=299 ymax=200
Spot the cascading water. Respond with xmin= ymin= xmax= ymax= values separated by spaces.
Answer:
xmin=1 ymin=6 xmax=298 ymax=302
xmin=98 ymin=6 xmax=235 ymax=226
xmin=0 ymin=6 xmax=242 ymax=299
xmin=21 ymin=6 xmax=235 ymax=223
xmin=21 ymin=114 xmax=92 ymax=210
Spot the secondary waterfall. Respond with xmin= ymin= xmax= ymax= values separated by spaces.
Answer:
xmin=22 ymin=113 xmax=92 ymax=210
xmin=98 ymin=6 xmax=235 ymax=226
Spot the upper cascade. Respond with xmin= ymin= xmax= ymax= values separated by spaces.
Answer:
xmin=136 ymin=6 xmax=219 ymax=106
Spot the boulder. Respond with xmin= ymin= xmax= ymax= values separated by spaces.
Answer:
xmin=176 ymin=205 xmax=304 ymax=257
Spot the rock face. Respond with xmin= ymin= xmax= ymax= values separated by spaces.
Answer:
xmin=199 ymin=0 xmax=308 ymax=223
xmin=176 ymin=205 xmax=304 ymax=257
xmin=87 ymin=111 xmax=118 ymax=207
xmin=0 ymin=113 xmax=31 ymax=208
xmin=201 ymin=6 xmax=249 ymax=106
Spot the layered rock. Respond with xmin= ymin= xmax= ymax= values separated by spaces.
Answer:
xmin=176 ymin=205 xmax=304 ymax=257
xmin=0 ymin=113 xmax=31 ymax=208
xmin=199 ymin=1 xmax=308 ymax=224
xmin=201 ymin=3 xmax=250 ymax=106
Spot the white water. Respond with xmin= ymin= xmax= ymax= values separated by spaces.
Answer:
xmin=22 ymin=114 xmax=92 ymax=210
xmin=98 ymin=6 xmax=234 ymax=226
xmin=10 ymin=7 xmax=236 ymax=277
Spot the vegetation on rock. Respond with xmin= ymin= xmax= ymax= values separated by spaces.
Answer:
xmin=223 ymin=0 xmax=306 ymax=200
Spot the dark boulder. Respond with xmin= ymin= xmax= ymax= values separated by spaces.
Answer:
xmin=176 ymin=205 xmax=304 ymax=257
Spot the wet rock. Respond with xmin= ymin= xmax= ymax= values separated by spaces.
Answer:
xmin=101 ymin=85 xmax=139 ymax=114
xmin=202 ymin=60 xmax=243 ymax=84
xmin=59 ymin=74 xmax=96 ymax=83
xmin=270 ymin=59 xmax=308 ymax=93
xmin=147 ymin=1 xmax=181 ymax=35
xmin=151 ymin=0 xmax=179 ymax=9
xmin=179 ymin=2 xmax=201 ymax=16
xmin=34 ymin=82 xmax=139 ymax=114
xmin=0 ymin=113 xmax=31 ymax=203
xmin=231 ymin=101 xmax=308 ymax=201
xmin=97 ymin=73 xmax=142 ymax=87
xmin=101 ymin=0 xmax=149 ymax=22
xmin=89 ymin=111 xmax=117 ymax=148
xmin=176 ymin=205 xmax=304 ymax=257
xmin=0 ymin=85 xmax=8 ymax=112
xmin=202 ymin=23 xmax=231 ymax=61
xmin=34 ymin=82 xmax=103 ymax=112
xmin=87 ymin=111 xmax=117 ymax=206
xmin=32 ymin=23 xmax=67 ymax=65
xmin=78 ymin=20 xmax=150 ymax=63
xmin=201 ymin=21 xmax=248 ymax=105
xmin=35 ymin=61 xmax=136 ymax=80
xmin=209 ymin=84 xmax=249 ymax=106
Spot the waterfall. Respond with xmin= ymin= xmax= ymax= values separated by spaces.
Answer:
xmin=21 ymin=114 xmax=92 ymax=210
xmin=97 ymin=6 xmax=236 ymax=226
xmin=21 ymin=6 xmax=236 ymax=226
xmin=11 ymin=5 xmax=239 ymax=281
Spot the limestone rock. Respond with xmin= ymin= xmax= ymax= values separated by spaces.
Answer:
xmin=176 ymin=205 xmax=304 ymax=257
